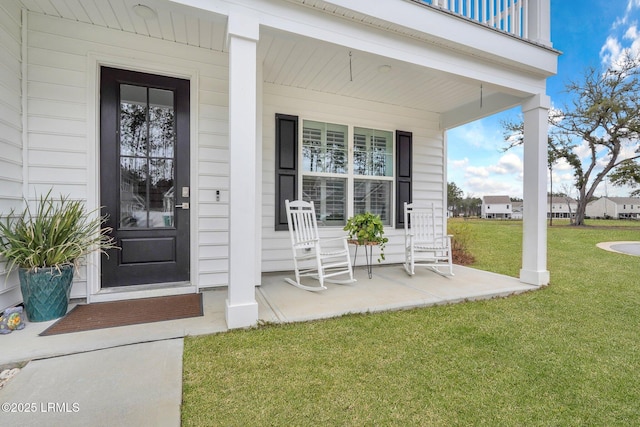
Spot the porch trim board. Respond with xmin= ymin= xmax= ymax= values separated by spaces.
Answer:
xmin=174 ymin=0 xmax=555 ymax=92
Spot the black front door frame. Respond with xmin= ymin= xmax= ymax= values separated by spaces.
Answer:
xmin=99 ymin=66 xmax=191 ymax=289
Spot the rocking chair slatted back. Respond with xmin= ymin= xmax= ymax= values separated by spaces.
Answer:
xmin=403 ymin=202 xmax=454 ymax=276
xmin=286 ymin=200 xmax=319 ymax=248
xmin=405 ymin=203 xmax=437 ymax=244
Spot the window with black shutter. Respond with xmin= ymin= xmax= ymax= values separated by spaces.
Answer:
xmin=274 ymin=113 xmax=412 ymax=230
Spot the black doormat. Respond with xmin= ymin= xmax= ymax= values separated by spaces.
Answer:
xmin=40 ymin=293 xmax=203 ymax=336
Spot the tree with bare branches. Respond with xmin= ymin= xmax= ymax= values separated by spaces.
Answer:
xmin=503 ymin=54 xmax=640 ymax=225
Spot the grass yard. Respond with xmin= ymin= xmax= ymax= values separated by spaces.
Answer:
xmin=182 ymin=220 xmax=640 ymax=426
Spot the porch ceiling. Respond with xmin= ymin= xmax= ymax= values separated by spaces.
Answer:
xmin=18 ymin=0 xmax=526 ymax=120
xmin=259 ymin=28 xmax=501 ymax=115
xmin=18 ymin=0 xmax=229 ymax=51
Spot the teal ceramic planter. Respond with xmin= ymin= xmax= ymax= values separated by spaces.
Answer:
xmin=19 ymin=265 xmax=74 ymax=322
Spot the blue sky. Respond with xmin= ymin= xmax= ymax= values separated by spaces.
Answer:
xmin=447 ymin=0 xmax=640 ymax=199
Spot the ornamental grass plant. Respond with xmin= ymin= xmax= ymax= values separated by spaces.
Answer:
xmin=0 ymin=190 xmax=117 ymax=272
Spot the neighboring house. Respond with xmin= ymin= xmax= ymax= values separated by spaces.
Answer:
xmin=547 ymin=196 xmax=577 ymax=219
xmin=512 ymin=201 xmax=524 ymax=220
xmin=0 ymin=0 xmax=557 ymax=328
xmin=481 ymin=196 xmax=512 ymax=219
xmin=586 ymin=197 xmax=640 ymax=219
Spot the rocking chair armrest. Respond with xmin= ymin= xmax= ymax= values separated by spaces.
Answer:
xmin=323 ymin=236 xmax=350 ymax=243
xmin=433 ymin=235 xmax=453 ymax=244
xmin=406 ymin=234 xmax=452 ymax=247
xmin=433 ymin=235 xmax=453 ymax=249
xmin=405 ymin=233 xmax=415 ymax=248
xmin=319 ymin=236 xmax=353 ymax=250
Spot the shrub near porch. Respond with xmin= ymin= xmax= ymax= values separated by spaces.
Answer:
xmin=182 ymin=220 xmax=640 ymax=426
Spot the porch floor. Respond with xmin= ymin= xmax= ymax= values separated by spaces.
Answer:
xmin=0 ymin=264 xmax=536 ymax=367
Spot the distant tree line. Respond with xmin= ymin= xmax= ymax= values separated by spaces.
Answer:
xmin=447 ymin=182 xmax=482 ymax=217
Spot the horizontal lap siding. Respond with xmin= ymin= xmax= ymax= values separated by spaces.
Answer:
xmin=197 ymin=66 xmax=229 ymax=288
xmin=0 ymin=2 xmax=23 ymax=308
xmin=262 ymin=84 xmax=443 ymax=272
xmin=27 ymin=13 xmax=230 ymax=294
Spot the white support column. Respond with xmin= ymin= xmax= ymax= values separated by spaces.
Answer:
xmin=527 ymin=0 xmax=551 ymax=47
xmin=226 ymin=10 xmax=260 ymax=329
xmin=520 ymin=94 xmax=550 ymax=286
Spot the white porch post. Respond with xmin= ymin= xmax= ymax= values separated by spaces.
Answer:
xmin=225 ymin=11 xmax=260 ymax=329
xmin=527 ymin=0 xmax=551 ymax=47
xmin=520 ymin=94 xmax=550 ymax=286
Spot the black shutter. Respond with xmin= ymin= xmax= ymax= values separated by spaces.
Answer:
xmin=396 ymin=130 xmax=412 ymax=228
xmin=275 ymin=114 xmax=298 ymax=230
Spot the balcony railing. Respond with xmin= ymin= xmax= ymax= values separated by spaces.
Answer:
xmin=419 ymin=0 xmax=528 ymax=39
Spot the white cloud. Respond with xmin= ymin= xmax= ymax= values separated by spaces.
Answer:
xmin=465 ymin=166 xmax=490 ymax=178
xmin=465 ymin=177 xmax=521 ymax=198
xmin=619 ymin=144 xmax=639 ymax=160
xmin=600 ymin=36 xmax=623 ymax=66
xmin=602 ymin=4 xmax=640 ymax=68
xmin=573 ymin=140 xmax=593 ymax=160
xmin=554 ymin=157 xmax=573 ymax=171
xmin=625 ymin=24 xmax=639 ymax=40
xmin=627 ymin=0 xmax=640 ymax=15
xmin=487 ymin=152 xmax=523 ymax=176
xmin=451 ymin=152 xmax=524 ymax=198
xmin=613 ymin=0 xmax=640 ymax=28
xmin=451 ymin=158 xmax=469 ymax=169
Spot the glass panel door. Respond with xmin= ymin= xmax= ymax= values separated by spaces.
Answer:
xmin=119 ymin=84 xmax=176 ymax=229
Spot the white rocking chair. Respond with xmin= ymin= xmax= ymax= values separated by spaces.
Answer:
xmin=403 ymin=202 xmax=454 ymax=277
xmin=284 ymin=200 xmax=356 ymax=291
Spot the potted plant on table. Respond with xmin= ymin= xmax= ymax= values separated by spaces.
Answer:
xmin=343 ymin=212 xmax=389 ymax=262
xmin=0 ymin=191 xmax=117 ymax=322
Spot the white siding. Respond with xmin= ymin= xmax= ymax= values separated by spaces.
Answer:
xmin=0 ymin=2 xmax=23 ymax=309
xmin=9 ymin=11 xmax=452 ymax=296
xmin=585 ymin=198 xmax=618 ymax=219
xmin=261 ymin=84 xmax=444 ymax=272
xmin=26 ymin=12 xmax=230 ymax=295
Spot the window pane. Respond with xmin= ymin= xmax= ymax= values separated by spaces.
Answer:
xmin=354 ymin=179 xmax=392 ymax=225
xmin=120 ymin=84 xmax=147 ymax=156
xmin=120 ymin=157 xmax=147 ymax=228
xmin=353 ymin=128 xmax=393 ymax=177
xmin=149 ymin=158 xmax=175 ymax=228
xmin=302 ymin=121 xmax=347 ymax=174
xmin=148 ymin=88 xmax=175 ymax=158
xmin=119 ymin=86 xmax=176 ymax=229
xmin=302 ymin=176 xmax=346 ymax=226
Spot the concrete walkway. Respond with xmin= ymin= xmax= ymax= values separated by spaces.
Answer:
xmin=0 ymin=340 xmax=183 ymax=427
xmin=0 ymin=265 xmax=536 ymax=426
xmin=597 ymin=241 xmax=640 ymax=256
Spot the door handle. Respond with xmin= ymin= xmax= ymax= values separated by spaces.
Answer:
xmin=176 ymin=202 xmax=189 ymax=210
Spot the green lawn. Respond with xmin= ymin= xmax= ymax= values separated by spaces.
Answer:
xmin=182 ymin=221 xmax=640 ymax=426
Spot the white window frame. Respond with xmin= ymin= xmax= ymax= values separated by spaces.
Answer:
xmin=298 ymin=118 xmax=395 ymax=227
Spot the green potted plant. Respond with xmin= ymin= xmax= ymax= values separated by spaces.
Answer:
xmin=0 ymin=191 xmax=117 ymax=322
xmin=343 ymin=212 xmax=389 ymax=261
